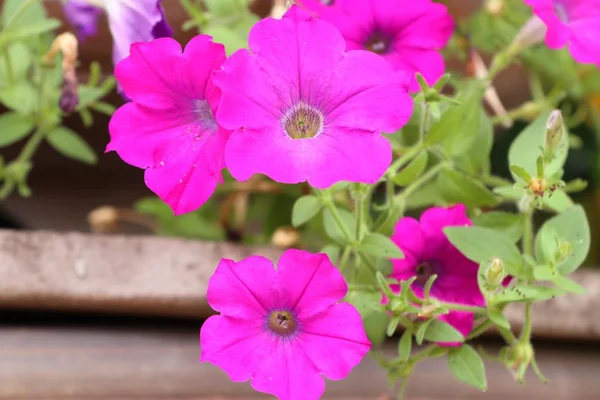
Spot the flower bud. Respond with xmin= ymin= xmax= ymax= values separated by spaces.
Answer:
xmin=528 ymin=177 xmax=547 ymax=197
xmin=544 ymin=110 xmax=564 ymax=162
xmin=513 ymin=16 xmax=547 ymax=50
xmin=44 ymin=32 xmax=80 ymax=113
xmin=486 ymin=257 xmax=505 ymax=288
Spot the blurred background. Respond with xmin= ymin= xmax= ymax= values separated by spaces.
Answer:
xmin=1 ymin=0 xmax=599 ymax=399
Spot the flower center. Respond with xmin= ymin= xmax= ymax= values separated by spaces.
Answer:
xmin=321 ymin=0 xmax=335 ymax=4
xmin=282 ymin=102 xmax=324 ymax=139
xmin=365 ymin=32 xmax=390 ymax=55
xmin=415 ymin=261 xmax=437 ymax=285
xmin=193 ymin=99 xmax=218 ymax=132
xmin=267 ymin=310 xmax=298 ymax=336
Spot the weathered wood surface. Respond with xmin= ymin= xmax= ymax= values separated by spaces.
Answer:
xmin=1 ymin=229 xmax=600 ymax=341
xmin=0 ymin=319 xmax=597 ymax=400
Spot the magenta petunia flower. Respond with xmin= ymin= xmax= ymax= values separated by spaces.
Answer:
xmin=107 ymin=36 xmax=229 ymax=215
xmin=298 ymin=0 xmax=454 ymax=91
xmin=213 ymin=6 xmax=413 ymax=188
xmin=390 ymin=205 xmax=483 ymax=345
xmin=200 ymin=249 xmax=371 ymax=399
xmin=525 ymin=0 xmax=600 ymax=67
xmin=63 ymin=0 xmax=173 ymax=67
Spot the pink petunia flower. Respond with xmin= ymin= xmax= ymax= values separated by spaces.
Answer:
xmin=524 ymin=0 xmax=600 ymax=67
xmin=200 ymin=249 xmax=371 ymax=399
xmin=390 ymin=204 xmax=483 ymax=345
xmin=107 ymin=36 xmax=229 ymax=215
xmin=213 ymin=6 xmax=413 ymax=188
xmin=298 ymin=0 xmax=455 ymax=91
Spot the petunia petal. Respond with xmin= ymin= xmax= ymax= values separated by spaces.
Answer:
xmin=105 ymin=0 xmax=173 ymax=67
xmin=277 ymin=250 xmax=347 ymax=319
xmin=63 ymin=0 xmax=102 ymax=40
xmin=299 ymin=303 xmax=371 ymax=380
xmin=224 ymin=124 xmax=393 ymax=187
xmin=419 ymin=204 xmax=471 ymax=259
xmin=206 ymin=257 xmax=279 ymax=319
xmin=392 ymin=217 xmax=425 ymax=260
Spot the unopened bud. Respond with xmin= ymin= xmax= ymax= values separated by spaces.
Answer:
xmin=544 ymin=110 xmax=564 ymax=161
xmin=88 ymin=206 xmax=119 ymax=233
xmin=513 ymin=15 xmax=547 ymax=50
xmin=486 ymin=258 xmax=505 ymax=288
xmin=528 ymin=177 xmax=547 ymax=196
xmin=504 ymin=342 xmax=533 ymax=370
xmin=44 ymin=32 xmax=80 ymax=113
xmin=271 ymin=226 xmax=300 ymax=248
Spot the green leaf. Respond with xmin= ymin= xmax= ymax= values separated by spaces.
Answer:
xmin=291 ymin=195 xmax=322 ymax=227
xmin=0 ymin=42 xmax=31 ymax=81
xmin=423 ymin=319 xmax=465 ymax=343
xmin=7 ymin=18 xmax=60 ymax=41
xmin=359 ymin=232 xmax=404 ymax=259
xmin=510 ymin=165 xmax=532 ymax=183
xmin=46 ymin=126 xmax=97 ymax=164
xmin=533 ymin=265 xmax=555 ymax=281
xmin=447 ymin=345 xmax=487 ymax=391
xmin=425 ymin=82 xmax=485 ymax=155
xmin=534 ymin=205 xmax=590 ymax=274
xmin=393 ymin=151 xmax=428 ymax=186
xmin=398 ymin=329 xmax=413 ymax=362
xmin=323 ymin=207 xmax=354 ymax=244
xmin=550 ymin=275 xmax=585 ymax=294
xmin=2 ymin=0 xmax=48 ymax=30
xmin=493 ymin=285 xmax=563 ymax=304
xmin=320 ymin=244 xmax=340 ymax=264
xmin=454 ymin=110 xmax=493 ymax=176
xmin=0 ymin=81 xmax=36 ymax=114
xmin=472 ymin=211 xmax=523 ymax=243
xmin=437 ymin=168 xmax=498 ymax=208
xmin=415 ymin=319 xmax=434 ymax=345
xmin=0 ymin=112 xmax=34 ymax=147
xmin=363 ymin=311 xmax=388 ymax=346
xmin=203 ymin=24 xmax=248 ymax=55
xmin=346 ymin=291 xmax=382 ymax=319
xmin=508 ymin=112 xmax=568 ymax=182
xmin=444 ymin=226 xmax=523 ymax=277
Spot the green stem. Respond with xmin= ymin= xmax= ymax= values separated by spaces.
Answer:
xmin=323 ymin=199 xmax=353 ymax=243
xmin=17 ymin=127 xmax=45 ymax=164
xmin=410 ymin=344 xmax=437 ymax=363
xmin=437 ymin=301 xmax=486 ymax=314
xmin=491 ymin=102 xmax=541 ymax=125
xmin=339 ymin=245 xmax=352 ymax=272
xmin=397 ymin=376 xmax=410 ymax=400
xmin=386 ymin=143 xmax=423 ymax=179
xmin=466 ymin=319 xmax=493 ymax=340
xmin=523 ymin=210 xmax=534 ymax=257
xmin=355 ymin=195 xmax=365 ymax=242
xmin=418 ymin=103 xmax=429 ymax=143
xmin=487 ymin=41 xmax=521 ymax=82
xmin=497 ymin=324 xmax=518 ymax=345
xmin=520 ymin=302 xmax=533 ymax=343
xmin=396 ymin=162 xmax=447 ymax=201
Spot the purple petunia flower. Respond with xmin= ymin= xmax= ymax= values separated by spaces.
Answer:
xmin=390 ymin=204 xmax=483 ymax=345
xmin=213 ymin=6 xmax=413 ymax=188
xmin=63 ymin=0 xmax=173 ymax=67
xmin=201 ymin=249 xmax=370 ymax=399
xmin=524 ymin=0 xmax=600 ymax=68
xmin=298 ymin=0 xmax=455 ymax=91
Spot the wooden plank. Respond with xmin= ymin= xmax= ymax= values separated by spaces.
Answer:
xmin=0 ymin=321 xmax=598 ymax=399
xmin=1 ymin=229 xmax=600 ymax=340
